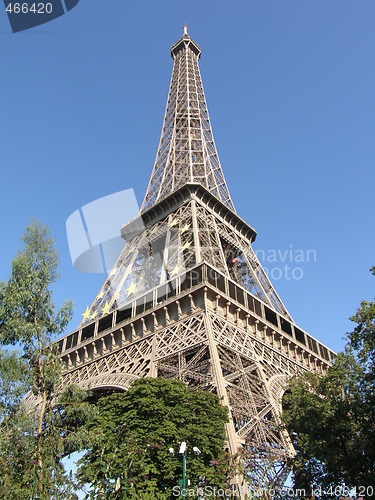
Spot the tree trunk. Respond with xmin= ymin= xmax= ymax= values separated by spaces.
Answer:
xmin=37 ymin=341 xmax=47 ymax=497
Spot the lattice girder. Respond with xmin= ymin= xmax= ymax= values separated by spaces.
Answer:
xmin=49 ymin=30 xmax=338 ymax=492
xmin=82 ymin=189 xmax=291 ymax=326
xmin=54 ymin=280 xmax=334 ymax=490
xmin=141 ymin=31 xmax=234 ymax=212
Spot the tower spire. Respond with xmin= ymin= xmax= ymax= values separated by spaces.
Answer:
xmin=141 ymin=31 xmax=235 ymax=212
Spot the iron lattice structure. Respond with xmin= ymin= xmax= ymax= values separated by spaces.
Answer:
xmin=53 ymin=29 xmax=335 ymax=491
xmin=141 ymin=30 xmax=234 ymax=213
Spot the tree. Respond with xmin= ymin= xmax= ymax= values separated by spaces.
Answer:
xmin=282 ymin=266 xmax=375 ymax=497
xmin=0 ymin=220 xmax=75 ymax=498
xmin=347 ymin=266 xmax=375 ymax=372
xmin=77 ymin=377 xmax=232 ymax=499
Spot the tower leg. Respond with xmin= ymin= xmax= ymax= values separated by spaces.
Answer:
xmin=205 ymin=313 xmax=239 ymax=455
xmin=204 ymin=313 xmax=250 ymax=498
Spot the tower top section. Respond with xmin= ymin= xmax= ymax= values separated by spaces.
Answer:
xmin=141 ymin=30 xmax=235 ymax=213
xmin=170 ymin=26 xmax=201 ymax=59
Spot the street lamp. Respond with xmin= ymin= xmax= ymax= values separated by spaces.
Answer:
xmin=169 ymin=442 xmax=201 ymax=499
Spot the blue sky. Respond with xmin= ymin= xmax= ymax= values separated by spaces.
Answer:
xmin=1 ymin=0 xmax=374 ymax=357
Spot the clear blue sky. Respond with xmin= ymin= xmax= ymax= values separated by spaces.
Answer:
xmin=1 ymin=1 xmax=374 ymax=356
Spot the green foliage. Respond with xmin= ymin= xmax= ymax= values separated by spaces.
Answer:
xmin=0 ymin=385 xmax=93 ymax=500
xmin=0 ymin=349 xmax=29 ymax=417
xmin=282 ymin=266 xmax=375 ymax=496
xmin=0 ymin=220 xmax=73 ymax=338
xmin=0 ymin=221 xmax=84 ymax=498
xmin=77 ymin=377 xmax=231 ymax=499
xmin=282 ymin=353 xmax=373 ymax=493
xmin=347 ymin=266 xmax=375 ymax=371
xmin=0 ymin=221 xmax=74 ymax=397
xmin=54 ymin=384 xmax=97 ymax=457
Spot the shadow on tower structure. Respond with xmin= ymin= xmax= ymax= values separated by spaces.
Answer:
xmin=53 ymin=28 xmax=335 ymax=490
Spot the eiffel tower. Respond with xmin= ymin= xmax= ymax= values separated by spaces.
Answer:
xmin=56 ymin=28 xmax=334 ymax=488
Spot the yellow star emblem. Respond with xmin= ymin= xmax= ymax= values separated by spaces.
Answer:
xmin=102 ymin=301 xmax=111 ymax=316
xmin=126 ymin=281 xmax=136 ymax=297
xmin=169 ymin=218 xmax=179 ymax=228
xmin=170 ymin=265 xmax=180 ymax=277
xmin=181 ymin=223 xmax=190 ymax=234
xmin=82 ymin=306 xmax=90 ymax=321
xmin=97 ymin=290 xmax=104 ymax=300
xmin=90 ymin=310 xmax=98 ymax=320
xmin=150 ymin=226 xmax=158 ymax=235
xmin=182 ymin=241 xmax=192 ymax=251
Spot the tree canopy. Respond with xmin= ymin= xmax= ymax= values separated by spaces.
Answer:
xmin=347 ymin=266 xmax=375 ymax=372
xmin=282 ymin=266 xmax=375 ymax=497
xmin=0 ymin=221 xmax=86 ymax=499
xmin=77 ymin=377 xmax=232 ymax=499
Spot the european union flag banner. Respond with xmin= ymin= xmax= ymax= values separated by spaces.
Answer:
xmin=4 ymin=0 xmax=79 ymax=33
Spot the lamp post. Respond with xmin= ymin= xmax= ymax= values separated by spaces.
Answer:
xmin=169 ymin=442 xmax=201 ymax=499
xmin=181 ymin=448 xmax=187 ymax=497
